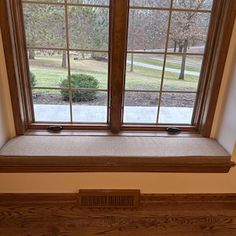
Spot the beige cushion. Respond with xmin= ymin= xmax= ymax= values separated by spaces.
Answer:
xmin=0 ymin=136 xmax=229 ymax=158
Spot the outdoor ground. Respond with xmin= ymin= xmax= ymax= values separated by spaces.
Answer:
xmin=29 ymin=51 xmax=201 ymax=123
xmin=30 ymin=52 xmax=201 ymax=106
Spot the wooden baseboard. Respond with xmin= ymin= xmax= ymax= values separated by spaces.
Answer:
xmin=0 ymin=193 xmax=236 ymax=235
xmin=0 ymin=193 xmax=236 ymax=204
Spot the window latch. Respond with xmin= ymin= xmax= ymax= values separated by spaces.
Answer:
xmin=166 ymin=127 xmax=181 ymax=134
xmin=47 ymin=125 xmax=63 ymax=133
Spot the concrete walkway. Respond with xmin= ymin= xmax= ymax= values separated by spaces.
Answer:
xmin=150 ymin=56 xmax=202 ymax=68
xmin=34 ymin=104 xmax=193 ymax=124
xmin=127 ymin=60 xmax=200 ymax=76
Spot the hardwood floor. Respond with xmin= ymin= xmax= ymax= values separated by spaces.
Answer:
xmin=0 ymin=194 xmax=236 ymax=236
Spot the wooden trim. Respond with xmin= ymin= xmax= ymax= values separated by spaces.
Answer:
xmin=12 ymin=0 xmax=35 ymax=124
xmin=28 ymin=123 xmax=109 ymax=130
xmin=0 ymin=0 xmax=27 ymax=134
xmin=195 ymin=0 xmax=236 ymax=137
xmin=28 ymin=123 xmax=199 ymax=133
xmin=109 ymin=0 xmax=129 ymax=132
xmin=24 ymin=130 xmax=200 ymax=137
xmin=22 ymin=1 xmax=110 ymax=8
xmin=27 ymin=46 xmax=109 ymax=52
xmin=1 ymin=193 xmax=236 ymax=204
xmin=121 ymin=125 xmax=198 ymax=132
xmin=0 ymin=155 xmax=234 ymax=173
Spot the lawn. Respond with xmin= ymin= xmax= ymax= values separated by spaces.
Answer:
xmin=30 ymin=54 xmax=201 ymax=93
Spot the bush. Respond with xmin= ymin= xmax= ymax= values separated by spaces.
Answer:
xmin=30 ymin=71 xmax=36 ymax=87
xmin=60 ymin=74 xmax=99 ymax=102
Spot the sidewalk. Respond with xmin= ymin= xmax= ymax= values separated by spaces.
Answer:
xmin=34 ymin=104 xmax=193 ymax=124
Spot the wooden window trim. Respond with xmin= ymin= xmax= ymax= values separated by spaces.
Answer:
xmin=0 ymin=0 xmax=235 ymax=136
xmin=196 ymin=0 xmax=236 ymax=137
xmin=110 ymin=0 xmax=129 ymax=133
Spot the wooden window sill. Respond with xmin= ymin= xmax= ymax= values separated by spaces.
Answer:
xmin=0 ymin=136 xmax=234 ymax=173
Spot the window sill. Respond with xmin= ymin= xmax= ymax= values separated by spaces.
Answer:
xmin=0 ymin=136 xmax=234 ymax=173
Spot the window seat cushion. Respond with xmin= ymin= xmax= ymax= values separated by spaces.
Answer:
xmin=0 ymin=136 xmax=234 ymax=173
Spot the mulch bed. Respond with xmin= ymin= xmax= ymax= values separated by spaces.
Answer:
xmin=33 ymin=90 xmax=196 ymax=107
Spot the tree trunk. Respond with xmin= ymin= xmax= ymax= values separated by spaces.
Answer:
xmin=61 ymin=51 xmax=67 ymax=68
xmin=178 ymin=45 xmax=183 ymax=53
xmin=174 ymin=41 xmax=177 ymax=53
xmin=82 ymin=52 xmax=85 ymax=59
xmin=29 ymin=49 xmax=35 ymax=60
xmin=178 ymin=39 xmax=188 ymax=80
xmin=130 ymin=53 xmax=134 ymax=72
xmin=130 ymin=10 xmax=135 ymax=73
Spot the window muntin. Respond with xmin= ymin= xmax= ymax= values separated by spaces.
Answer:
xmin=22 ymin=0 xmax=110 ymax=124
xmin=68 ymin=6 xmax=109 ymax=50
xmin=173 ymin=0 xmax=213 ymax=10
xmin=130 ymin=0 xmax=171 ymax=8
xmin=24 ymin=0 xmax=109 ymax=4
xmin=123 ymin=0 xmax=213 ymax=125
xmin=127 ymin=9 xmax=169 ymax=52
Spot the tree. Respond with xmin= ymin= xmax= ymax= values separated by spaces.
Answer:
xmin=23 ymin=4 xmax=43 ymax=60
xmin=28 ymin=49 xmax=35 ymax=60
xmin=69 ymin=2 xmax=109 ymax=59
xmin=128 ymin=6 xmax=168 ymax=71
xmin=61 ymin=51 xmax=67 ymax=68
xmin=24 ymin=4 xmax=66 ymax=66
xmin=170 ymin=0 xmax=211 ymax=80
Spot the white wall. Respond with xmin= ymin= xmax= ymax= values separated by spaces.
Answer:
xmin=216 ymin=51 xmax=236 ymax=153
xmin=211 ymin=20 xmax=236 ymax=154
xmin=0 ymin=22 xmax=236 ymax=194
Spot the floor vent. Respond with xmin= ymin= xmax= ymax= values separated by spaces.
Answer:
xmin=78 ymin=190 xmax=140 ymax=208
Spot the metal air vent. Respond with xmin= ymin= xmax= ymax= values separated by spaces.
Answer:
xmin=78 ymin=190 xmax=140 ymax=208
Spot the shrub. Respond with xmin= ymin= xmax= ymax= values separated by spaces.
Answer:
xmin=60 ymin=74 xmax=99 ymax=102
xmin=30 ymin=71 xmax=36 ymax=87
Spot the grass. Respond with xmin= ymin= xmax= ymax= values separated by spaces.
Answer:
xmin=30 ymin=54 xmax=201 ymax=93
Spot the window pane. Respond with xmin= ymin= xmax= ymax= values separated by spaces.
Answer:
xmin=70 ymin=51 xmax=108 ymax=89
xmin=159 ymin=93 xmax=196 ymax=124
xmin=72 ymin=91 xmax=107 ymax=123
xmin=23 ymin=4 xmax=66 ymax=48
xmin=173 ymin=0 xmax=213 ymax=10
xmin=168 ymin=12 xmax=211 ymax=53
xmin=128 ymin=10 xmax=169 ymax=52
xmin=123 ymin=91 xmax=159 ymax=124
xmin=163 ymin=55 xmax=203 ymax=91
xmin=125 ymin=53 xmax=164 ymax=90
xmin=130 ymin=0 xmax=171 ymax=8
xmin=124 ymin=1 xmax=213 ymax=126
xmin=68 ymin=0 xmax=109 ymax=5
xmin=33 ymin=89 xmax=70 ymax=122
xmin=28 ymin=50 xmax=68 ymax=88
xmin=68 ymin=6 xmax=109 ymax=50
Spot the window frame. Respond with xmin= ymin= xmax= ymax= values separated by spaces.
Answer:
xmin=0 ymin=0 xmax=235 ymax=136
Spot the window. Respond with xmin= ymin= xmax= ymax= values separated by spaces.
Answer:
xmin=23 ymin=0 xmax=110 ymax=124
xmin=0 ymin=0 xmax=235 ymax=135
xmin=124 ymin=1 xmax=212 ymax=125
